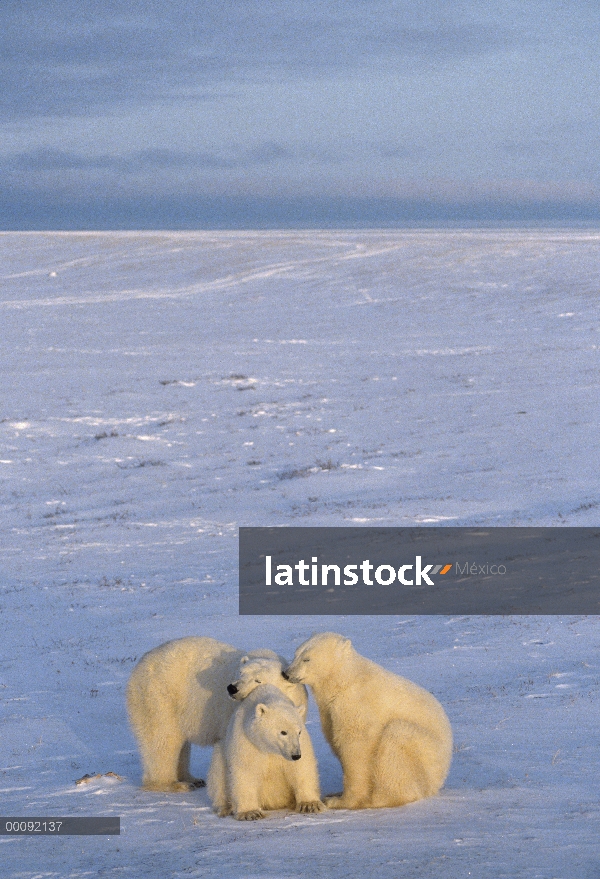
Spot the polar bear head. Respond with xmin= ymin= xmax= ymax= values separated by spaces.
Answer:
xmin=227 ymin=656 xmax=288 ymax=700
xmin=283 ymin=632 xmax=352 ymax=685
xmin=243 ymin=685 xmax=304 ymax=761
xmin=227 ymin=656 xmax=308 ymax=719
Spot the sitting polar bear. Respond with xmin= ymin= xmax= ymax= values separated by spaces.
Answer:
xmin=126 ymin=636 xmax=307 ymax=792
xmin=207 ymin=684 xmax=325 ymax=820
xmin=284 ymin=632 xmax=453 ymax=810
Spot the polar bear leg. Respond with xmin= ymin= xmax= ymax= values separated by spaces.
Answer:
xmin=140 ymin=729 xmax=195 ymax=792
xmin=229 ymin=765 xmax=266 ymax=821
xmin=177 ymin=741 xmax=205 ymax=788
xmin=324 ymin=738 xmax=377 ymax=809
xmin=207 ymin=741 xmax=232 ymax=817
xmin=370 ymin=719 xmax=441 ymax=808
xmin=287 ymin=736 xmax=325 ymax=813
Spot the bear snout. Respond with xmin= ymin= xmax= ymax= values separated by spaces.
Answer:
xmin=282 ymin=669 xmax=301 ymax=683
xmin=291 ymin=753 xmax=301 ymax=760
xmin=227 ymin=683 xmax=238 ymax=695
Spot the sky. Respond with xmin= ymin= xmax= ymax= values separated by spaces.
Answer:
xmin=2 ymin=0 xmax=600 ymax=228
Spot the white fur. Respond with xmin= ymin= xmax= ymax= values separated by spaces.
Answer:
xmin=227 ymin=656 xmax=308 ymax=720
xmin=285 ymin=632 xmax=453 ymax=810
xmin=126 ymin=636 xmax=306 ymax=792
xmin=207 ymin=684 xmax=324 ymax=820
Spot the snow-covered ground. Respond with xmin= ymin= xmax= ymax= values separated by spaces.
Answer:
xmin=1 ymin=230 xmax=599 ymax=878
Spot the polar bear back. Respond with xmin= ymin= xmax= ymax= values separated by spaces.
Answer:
xmin=127 ymin=636 xmax=279 ymax=748
xmin=347 ymin=653 xmax=452 ymax=736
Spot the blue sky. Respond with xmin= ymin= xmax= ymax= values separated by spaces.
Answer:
xmin=2 ymin=0 xmax=600 ymax=227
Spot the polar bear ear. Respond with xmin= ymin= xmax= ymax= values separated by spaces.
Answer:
xmin=255 ymin=703 xmax=268 ymax=718
xmin=240 ymin=655 xmax=250 ymax=665
xmin=341 ymin=637 xmax=352 ymax=651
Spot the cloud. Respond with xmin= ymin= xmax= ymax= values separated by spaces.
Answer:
xmin=0 ymin=1 xmax=532 ymax=121
xmin=2 ymin=0 xmax=598 ymax=227
xmin=3 ymin=148 xmax=117 ymax=171
xmin=1 ymin=143 xmax=302 ymax=176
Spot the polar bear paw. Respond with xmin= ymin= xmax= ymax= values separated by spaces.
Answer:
xmin=296 ymin=800 xmax=326 ymax=813
xmin=143 ymin=780 xmax=199 ymax=793
xmin=187 ymin=777 xmax=206 ymax=789
xmin=235 ymin=810 xmax=265 ymax=821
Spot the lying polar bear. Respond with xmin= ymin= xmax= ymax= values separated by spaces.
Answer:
xmin=284 ymin=632 xmax=453 ymax=809
xmin=208 ymin=684 xmax=324 ymax=820
xmin=126 ymin=636 xmax=307 ymax=791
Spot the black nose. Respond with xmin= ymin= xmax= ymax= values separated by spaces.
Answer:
xmin=292 ymin=753 xmax=301 ymax=761
xmin=281 ymin=671 xmax=290 ymax=680
xmin=227 ymin=684 xmax=238 ymax=695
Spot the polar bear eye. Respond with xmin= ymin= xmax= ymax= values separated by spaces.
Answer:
xmin=281 ymin=730 xmax=288 ymax=736
xmin=254 ymin=679 xmax=261 ymax=684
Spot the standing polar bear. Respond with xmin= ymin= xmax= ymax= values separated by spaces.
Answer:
xmin=284 ymin=632 xmax=452 ymax=810
xmin=207 ymin=684 xmax=324 ymax=820
xmin=127 ymin=636 xmax=307 ymax=791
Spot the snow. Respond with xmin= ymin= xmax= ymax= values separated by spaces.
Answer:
xmin=1 ymin=229 xmax=599 ymax=877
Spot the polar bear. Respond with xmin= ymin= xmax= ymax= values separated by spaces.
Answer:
xmin=227 ymin=656 xmax=308 ymax=720
xmin=284 ymin=632 xmax=453 ymax=810
xmin=207 ymin=684 xmax=325 ymax=820
xmin=126 ymin=636 xmax=307 ymax=792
